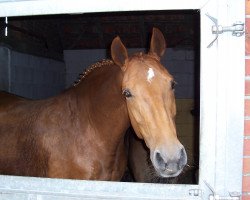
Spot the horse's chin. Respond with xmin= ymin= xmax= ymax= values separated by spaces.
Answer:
xmin=154 ymin=167 xmax=183 ymax=178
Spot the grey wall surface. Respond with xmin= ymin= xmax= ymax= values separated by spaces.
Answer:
xmin=0 ymin=47 xmax=11 ymax=92
xmin=64 ymin=49 xmax=107 ymax=88
xmin=64 ymin=48 xmax=196 ymax=99
xmin=0 ymin=47 xmax=195 ymax=99
xmin=0 ymin=46 xmax=66 ymax=99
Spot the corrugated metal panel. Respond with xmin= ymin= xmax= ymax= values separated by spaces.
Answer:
xmin=0 ymin=176 xmax=201 ymax=200
xmin=0 ymin=0 xmax=208 ymax=17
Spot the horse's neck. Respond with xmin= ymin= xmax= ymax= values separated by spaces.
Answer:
xmin=68 ymin=64 xmax=130 ymax=140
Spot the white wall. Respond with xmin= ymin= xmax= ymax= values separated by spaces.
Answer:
xmin=64 ymin=48 xmax=196 ymax=99
xmin=0 ymin=46 xmax=66 ymax=99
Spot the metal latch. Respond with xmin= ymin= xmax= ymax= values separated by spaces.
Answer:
xmin=212 ymin=22 xmax=244 ymax=36
xmin=206 ymin=13 xmax=245 ymax=48
xmin=204 ymin=181 xmax=241 ymax=200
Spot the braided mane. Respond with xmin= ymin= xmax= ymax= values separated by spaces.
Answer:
xmin=73 ymin=59 xmax=114 ymax=86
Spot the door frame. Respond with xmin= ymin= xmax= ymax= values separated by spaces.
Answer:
xmin=0 ymin=0 xmax=245 ymax=199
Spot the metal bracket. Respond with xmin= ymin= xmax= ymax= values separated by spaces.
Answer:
xmin=206 ymin=13 xmax=245 ymax=48
xmin=204 ymin=181 xmax=241 ymax=200
xmin=189 ymin=189 xmax=202 ymax=197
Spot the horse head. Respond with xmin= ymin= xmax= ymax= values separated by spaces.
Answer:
xmin=111 ymin=28 xmax=187 ymax=178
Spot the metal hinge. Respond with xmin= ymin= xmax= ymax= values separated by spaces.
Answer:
xmin=206 ymin=13 xmax=245 ymax=48
xmin=204 ymin=181 xmax=241 ymax=200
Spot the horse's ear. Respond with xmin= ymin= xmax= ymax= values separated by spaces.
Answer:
xmin=149 ymin=27 xmax=166 ymax=59
xmin=111 ymin=36 xmax=128 ymax=71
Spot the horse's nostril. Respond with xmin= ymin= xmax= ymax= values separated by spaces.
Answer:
xmin=178 ymin=147 xmax=187 ymax=169
xmin=155 ymin=152 xmax=166 ymax=170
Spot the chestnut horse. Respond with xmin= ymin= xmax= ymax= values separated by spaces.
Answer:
xmin=0 ymin=28 xmax=187 ymax=181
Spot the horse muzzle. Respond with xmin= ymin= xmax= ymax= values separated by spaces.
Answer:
xmin=151 ymin=146 xmax=187 ymax=178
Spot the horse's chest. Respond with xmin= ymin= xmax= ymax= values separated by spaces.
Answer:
xmin=75 ymin=147 xmax=126 ymax=180
xmin=47 ymin=142 xmax=126 ymax=181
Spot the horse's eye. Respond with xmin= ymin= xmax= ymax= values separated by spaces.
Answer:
xmin=122 ymin=89 xmax=132 ymax=98
xmin=171 ymin=80 xmax=177 ymax=90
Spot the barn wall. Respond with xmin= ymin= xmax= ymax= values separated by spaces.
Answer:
xmin=64 ymin=48 xmax=195 ymax=99
xmin=244 ymin=1 xmax=250 ymax=199
xmin=176 ymin=99 xmax=197 ymax=166
xmin=0 ymin=46 xmax=65 ymax=99
xmin=64 ymin=49 xmax=107 ymax=88
xmin=0 ymin=47 xmax=11 ymax=91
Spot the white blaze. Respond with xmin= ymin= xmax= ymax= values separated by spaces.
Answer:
xmin=147 ymin=68 xmax=155 ymax=83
